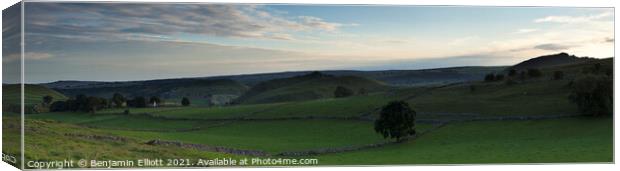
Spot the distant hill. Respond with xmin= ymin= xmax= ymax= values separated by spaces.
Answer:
xmin=2 ymin=84 xmax=68 ymax=114
xmin=47 ymin=79 xmax=248 ymax=106
xmin=2 ymin=84 xmax=68 ymax=105
xmin=234 ymin=72 xmax=389 ymax=104
xmin=510 ymin=52 xmax=596 ymax=70
xmin=210 ymin=66 xmax=505 ymax=86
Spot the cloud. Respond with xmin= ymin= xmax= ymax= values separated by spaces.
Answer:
xmin=298 ymin=16 xmax=342 ymax=32
xmin=534 ymin=12 xmax=612 ymax=23
xmin=514 ymin=28 xmax=538 ymax=34
xmin=533 ymin=43 xmax=573 ymax=51
xmin=24 ymin=3 xmax=343 ymax=42
xmin=3 ymin=52 xmax=53 ymax=63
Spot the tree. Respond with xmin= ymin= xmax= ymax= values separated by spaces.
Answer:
xmin=569 ymin=75 xmax=612 ymax=116
xmin=527 ymin=68 xmax=543 ymax=77
xmin=43 ymin=95 xmax=53 ymax=105
xmin=111 ymin=93 xmax=125 ymax=107
xmin=334 ymin=86 xmax=354 ymax=98
xmin=374 ymin=101 xmax=416 ymax=142
xmin=181 ymin=97 xmax=191 ymax=106
xmin=86 ymin=96 xmax=107 ymax=113
xmin=553 ymin=71 xmax=564 ymax=80
xmin=149 ymin=96 xmax=162 ymax=106
xmin=484 ymin=73 xmax=495 ymax=82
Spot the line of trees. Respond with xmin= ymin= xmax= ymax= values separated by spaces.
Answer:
xmin=49 ymin=93 xmax=192 ymax=114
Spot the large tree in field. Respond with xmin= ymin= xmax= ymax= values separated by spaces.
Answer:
xmin=181 ymin=97 xmax=191 ymax=106
xmin=111 ymin=93 xmax=126 ymax=107
xmin=374 ymin=101 xmax=417 ymax=142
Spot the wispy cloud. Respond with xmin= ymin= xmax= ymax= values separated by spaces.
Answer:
xmin=514 ymin=28 xmax=538 ymax=34
xmin=533 ymin=43 xmax=573 ymax=51
xmin=534 ymin=11 xmax=612 ymax=23
xmin=25 ymin=3 xmax=344 ymax=42
xmin=3 ymin=52 xmax=53 ymax=63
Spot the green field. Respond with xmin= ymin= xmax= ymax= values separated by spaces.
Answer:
xmin=315 ymin=118 xmax=613 ymax=164
xmin=2 ymin=117 xmax=244 ymax=164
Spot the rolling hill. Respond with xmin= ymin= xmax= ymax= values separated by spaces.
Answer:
xmin=209 ymin=66 xmax=505 ymax=86
xmin=2 ymin=84 xmax=67 ymax=105
xmin=2 ymin=84 xmax=68 ymax=114
xmin=510 ymin=52 xmax=596 ymax=70
xmin=47 ymin=79 xmax=248 ymax=106
xmin=234 ymin=72 xmax=390 ymax=104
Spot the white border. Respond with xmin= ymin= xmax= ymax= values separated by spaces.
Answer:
xmin=1 ymin=0 xmax=618 ymax=171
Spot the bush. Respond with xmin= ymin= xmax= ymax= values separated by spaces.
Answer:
xmin=181 ymin=97 xmax=191 ymax=106
xmin=374 ymin=101 xmax=416 ymax=142
xmin=569 ymin=75 xmax=612 ymax=116
xmin=334 ymin=86 xmax=354 ymax=98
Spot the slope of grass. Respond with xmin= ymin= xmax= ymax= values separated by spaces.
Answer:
xmin=236 ymin=73 xmax=389 ymax=104
xmin=148 ymin=103 xmax=285 ymax=119
xmin=315 ymin=117 xmax=613 ymax=164
xmin=26 ymin=112 xmax=215 ymax=131
xmin=248 ymin=93 xmax=395 ymax=118
xmin=14 ymin=117 xmax=244 ymax=168
xmin=105 ymin=120 xmax=434 ymax=154
xmin=409 ymin=80 xmax=578 ymax=116
xmin=3 ymin=84 xmax=67 ymax=105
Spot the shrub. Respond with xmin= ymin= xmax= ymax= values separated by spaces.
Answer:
xmin=374 ymin=101 xmax=416 ymax=142
xmin=569 ymin=75 xmax=612 ymax=116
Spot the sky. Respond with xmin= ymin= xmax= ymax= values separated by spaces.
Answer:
xmin=2 ymin=3 xmax=614 ymax=83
